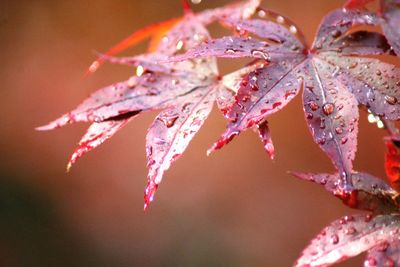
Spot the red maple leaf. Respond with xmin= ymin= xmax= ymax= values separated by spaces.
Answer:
xmin=37 ymin=0 xmax=262 ymax=209
xmin=170 ymin=7 xmax=400 ymax=190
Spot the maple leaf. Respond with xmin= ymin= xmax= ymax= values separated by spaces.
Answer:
xmin=38 ymin=0 xmax=262 ymax=209
xmin=295 ymin=214 xmax=400 ymax=267
xmin=170 ymin=7 xmax=400 ymax=189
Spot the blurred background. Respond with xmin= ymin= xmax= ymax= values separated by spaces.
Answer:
xmin=0 ymin=0 xmax=394 ymax=266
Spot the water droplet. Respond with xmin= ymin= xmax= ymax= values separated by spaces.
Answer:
xmin=364 ymin=257 xmax=377 ymax=266
xmin=176 ymin=40 xmax=184 ymax=51
xmin=365 ymin=214 xmax=373 ymax=222
xmin=251 ymin=49 xmax=270 ymax=61
xmin=88 ymin=61 xmax=100 ymax=73
xmin=330 ymin=234 xmax=339 ymax=244
xmin=226 ymin=48 xmax=236 ymax=54
xmin=162 ymin=36 xmax=169 ymax=43
xmin=289 ymin=25 xmax=297 ymax=34
xmin=136 ymin=65 xmax=145 ymax=77
xmin=193 ymin=33 xmax=204 ymax=42
xmin=341 ymin=137 xmax=348 ymax=144
xmin=322 ymin=103 xmax=335 ymax=115
xmin=335 ymin=127 xmax=343 ymax=134
xmin=127 ymin=76 xmax=136 ymax=88
xmin=159 ymin=114 xmax=179 ymax=128
xmin=344 ymin=215 xmax=354 ymax=222
xmin=171 ymin=79 xmax=179 ymax=85
xmin=276 ymin=16 xmax=285 ymax=24
xmin=367 ymin=114 xmax=377 ymax=123
xmin=317 ymin=137 xmax=326 ymax=145
xmin=250 ymin=83 xmax=259 ymax=91
xmin=242 ymin=95 xmax=250 ymax=102
xmin=385 ymin=95 xmax=397 ymax=105
xmin=331 ymin=30 xmax=341 ymax=38
xmin=345 ymin=227 xmax=356 ymax=235
xmin=191 ymin=0 xmax=201 ymax=4
xmin=309 ymin=101 xmax=319 ymax=111
xmin=347 ymin=62 xmax=358 ymax=69
xmin=375 ymin=70 xmax=382 ymax=76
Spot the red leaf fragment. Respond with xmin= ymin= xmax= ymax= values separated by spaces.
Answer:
xmin=256 ymin=121 xmax=275 ymax=159
xmin=381 ymin=1 xmax=400 ymax=55
xmin=87 ymin=17 xmax=182 ymax=74
xmin=295 ymin=214 xmax=400 ymax=267
xmin=291 ymin=172 xmax=400 ymax=213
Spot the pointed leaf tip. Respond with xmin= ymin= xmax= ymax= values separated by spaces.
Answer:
xmin=144 ymin=180 xmax=158 ymax=211
xmin=66 ymin=162 xmax=72 ymax=173
xmin=207 ymin=131 xmax=239 ymax=155
xmin=256 ymin=121 xmax=275 ymax=160
xmin=181 ymin=0 xmax=192 ymax=14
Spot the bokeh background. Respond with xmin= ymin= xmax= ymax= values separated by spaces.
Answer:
xmin=0 ymin=0 xmax=394 ymax=266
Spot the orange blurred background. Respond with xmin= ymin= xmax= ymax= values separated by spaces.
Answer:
xmin=0 ymin=0 xmax=392 ymax=266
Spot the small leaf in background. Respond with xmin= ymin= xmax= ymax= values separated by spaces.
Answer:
xmin=343 ymin=0 xmax=400 ymax=56
xmin=86 ymin=17 xmax=182 ymax=74
xmin=295 ymin=214 xmax=400 ymax=267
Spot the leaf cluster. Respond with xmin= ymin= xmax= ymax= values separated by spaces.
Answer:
xmin=39 ymin=0 xmax=400 ymax=265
